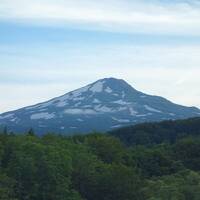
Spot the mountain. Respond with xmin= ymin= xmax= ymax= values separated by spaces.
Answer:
xmin=0 ymin=77 xmax=200 ymax=135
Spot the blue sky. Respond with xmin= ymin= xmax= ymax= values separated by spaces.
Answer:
xmin=0 ymin=0 xmax=200 ymax=112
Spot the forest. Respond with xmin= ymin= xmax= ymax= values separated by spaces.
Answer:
xmin=1 ymin=117 xmax=200 ymax=200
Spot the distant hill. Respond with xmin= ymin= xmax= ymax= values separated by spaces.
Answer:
xmin=110 ymin=117 xmax=200 ymax=146
xmin=0 ymin=77 xmax=200 ymax=135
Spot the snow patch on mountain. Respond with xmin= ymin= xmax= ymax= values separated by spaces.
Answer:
xmin=0 ymin=113 xmax=14 ymax=119
xmin=93 ymin=99 xmax=101 ymax=103
xmin=71 ymin=85 xmax=90 ymax=97
xmin=94 ymin=105 xmax=113 ymax=113
xmin=129 ymin=107 xmax=138 ymax=116
xmin=10 ymin=117 xmax=18 ymax=122
xmin=122 ymin=91 xmax=126 ymax=98
xmin=31 ymin=112 xmax=55 ymax=120
xmin=56 ymin=101 xmax=68 ymax=107
xmin=77 ymin=118 xmax=84 ymax=122
xmin=105 ymin=87 xmax=112 ymax=93
xmin=144 ymin=105 xmax=162 ymax=113
xmin=82 ymin=105 xmax=91 ymax=108
xmin=73 ymin=97 xmax=85 ymax=101
xmin=113 ymin=100 xmax=130 ymax=105
xmin=111 ymin=125 xmax=123 ymax=129
xmin=136 ymin=114 xmax=149 ymax=117
xmin=117 ymin=107 xmax=128 ymax=112
xmin=112 ymin=117 xmax=130 ymax=123
xmin=90 ymin=81 xmax=104 ymax=93
xmin=74 ymin=102 xmax=82 ymax=107
xmin=64 ymin=109 xmax=97 ymax=115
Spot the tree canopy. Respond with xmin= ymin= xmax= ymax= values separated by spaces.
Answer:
xmin=1 ymin=117 xmax=200 ymax=199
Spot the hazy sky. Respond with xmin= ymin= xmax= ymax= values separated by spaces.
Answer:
xmin=0 ymin=0 xmax=200 ymax=113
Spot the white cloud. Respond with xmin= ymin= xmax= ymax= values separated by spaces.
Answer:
xmin=1 ymin=0 xmax=200 ymax=35
xmin=1 ymin=1 xmax=200 ymax=113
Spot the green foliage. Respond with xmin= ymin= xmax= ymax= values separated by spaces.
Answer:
xmin=84 ymin=134 xmax=126 ymax=164
xmin=110 ymin=117 xmax=200 ymax=146
xmin=143 ymin=170 xmax=200 ymax=200
xmin=1 ymin=135 xmax=81 ymax=200
xmin=173 ymin=137 xmax=200 ymax=171
xmin=130 ymin=145 xmax=184 ymax=177
xmin=0 ymin=174 xmax=17 ymax=200
xmin=1 ymin=118 xmax=200 ymax=199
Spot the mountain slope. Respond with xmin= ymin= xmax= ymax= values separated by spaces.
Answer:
xmin=0 ymin=77 xmax=200 ymax=135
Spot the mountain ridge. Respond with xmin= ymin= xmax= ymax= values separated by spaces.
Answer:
xmin=0 ymin=77 xmax=200 ymax=135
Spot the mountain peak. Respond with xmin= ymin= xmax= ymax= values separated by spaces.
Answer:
xmin=95 ymin=77 xmax=131 ymax=86
xmin=97 ymin=77 xmax=125 ymax=83
xmin=89 ymin=77 xmax=136 ymax=94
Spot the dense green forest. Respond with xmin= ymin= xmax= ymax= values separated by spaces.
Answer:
xmin=110 ymin=117 xmax=200 ymax=146
xmin=1 ymin=117 xmax=200 ymax=200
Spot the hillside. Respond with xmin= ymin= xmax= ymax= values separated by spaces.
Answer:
xmin=110 ymin=117 xmax=200 ymax=146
